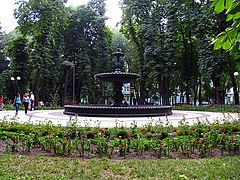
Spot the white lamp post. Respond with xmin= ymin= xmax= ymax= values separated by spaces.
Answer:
xmin=234 ymin=71 xmax=239 ymax=94
xmin=234 ymin=72 xmax=239 ymax=78
xmin=234 ymin=72 xmax=239 ymax=105
xmin=16 ymin=76 xmax=21 ymax=81
xmin=11 ymin=76 xmax=21 ymax=94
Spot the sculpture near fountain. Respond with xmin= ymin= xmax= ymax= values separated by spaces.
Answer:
xmin=64 ymin=47 xmax=172 ymax=117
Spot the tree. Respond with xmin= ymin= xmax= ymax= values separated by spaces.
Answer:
xmin=0 ymin=24 xmax=8 ymax=74
xmin=64 ymin=0 xmax=113 ymax=104
xmin=5 ymin=36 xmax=30 ymax=96
xmin=211 ymin=0 xmax=240 ymax=56
xmin=120 ymin=0 xmax=155 ymax=105
xmin=0 ymin=23 xmax=11 ymax=96
xmin=14 ymin=0 xmax=69 ymax=105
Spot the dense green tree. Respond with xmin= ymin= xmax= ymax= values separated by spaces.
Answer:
xmin=64 ymin=0 xmax=113 ymax=104
xmin=0 ymin=23 xmax=10 ymax=97
xmin=120 ymin=0 xmax=239 ymax=106
xmin=14 ymin=0 xmax=69 ymax=105
xmin=0 ymin=25 xmax=8 ymax=74
xmin=120 ymin=0 xmax=154 ymax=105
xmin=210 ymin=0 xmax=240 ymax=104
xmin=2 ymin=0 xmax=238 ymax=108
xmin=5 ymin=36 xmax=30 ymax=97
xmin=61 ymin=60 xmax=73 ymax=105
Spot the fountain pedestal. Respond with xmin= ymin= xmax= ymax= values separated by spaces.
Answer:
xmin=64 ymin=47 xmax=172 ymax=117
xmin=110 ymin=82 xmax=125 ymax=107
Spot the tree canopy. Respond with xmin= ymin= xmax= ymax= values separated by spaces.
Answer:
xmin=0 ymin=0 xmax=239 ymax=107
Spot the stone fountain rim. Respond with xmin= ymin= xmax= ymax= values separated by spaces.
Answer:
xmin=64 ymin=104 xmax=172 ymax=109
xmin=64 ymin=104 xmax=173 ymax=117
xmin=95 ymin=71 xmax=141 ymax=77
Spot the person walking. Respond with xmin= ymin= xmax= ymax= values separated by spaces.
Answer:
xmin=0 ymin=95 xmax=4 ymax=111
xmin=22 ymin=92 xmax=30 ymax=114
xmin=30 ymin=91 xmax=35 ymax=111
xmin=13 ymin=93 xmax=21 ymax=115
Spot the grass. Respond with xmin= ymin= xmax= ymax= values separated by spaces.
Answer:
xmin=0 ymin=153 xmax=239 ymax=179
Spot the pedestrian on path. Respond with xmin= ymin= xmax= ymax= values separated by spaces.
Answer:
xmin=13 ymin=93 xmax=21 ymax=115
xmin=30 ymin=91 xmax=35 ymax=111
xmin=22 ymin=92 xmax=30 ymax=114
xmin=0 ymin=95 xmax=4 ymax=111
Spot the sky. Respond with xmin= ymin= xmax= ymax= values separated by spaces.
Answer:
xmin=0 ymin=0 xmax=122 ymax=33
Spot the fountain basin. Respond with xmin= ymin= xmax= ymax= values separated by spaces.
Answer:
xmin=64 ymin=105 xmax=172 ymax=117
xmin=95 ymin=71 xmax=140 ymax=83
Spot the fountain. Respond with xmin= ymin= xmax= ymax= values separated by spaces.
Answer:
xmin=64 ymin=47 xmax=172 ymax=117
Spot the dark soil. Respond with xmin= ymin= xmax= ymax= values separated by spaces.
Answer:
xmin=1 ymin=140 xmax=239 ymax=160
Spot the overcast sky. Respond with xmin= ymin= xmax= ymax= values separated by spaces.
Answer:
xmin=0 ymin=0 xmax=122 ymax=33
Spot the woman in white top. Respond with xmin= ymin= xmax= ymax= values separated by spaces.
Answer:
xmin=22 ymin=92 xmax=30 ymax=114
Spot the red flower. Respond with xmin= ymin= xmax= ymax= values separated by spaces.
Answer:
xmin=232 ymin=132 xmax=237 ymax=135
xmin=119 ymin=143 xmax=126 ymax=148
xmin=100 ymin=129 xmax=104 ymax=135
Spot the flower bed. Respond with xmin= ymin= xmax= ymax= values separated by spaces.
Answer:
xmin=0 ymin=118 xmax=239 ymax=159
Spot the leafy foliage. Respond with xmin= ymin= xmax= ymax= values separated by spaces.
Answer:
xmin=64 ymin=1 xmax=113 ymax=104
xmin=211 ymin=0 xmax=240 ymax=56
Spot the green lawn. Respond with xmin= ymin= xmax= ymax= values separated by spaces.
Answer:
xmin=0 ymin=153 xmax=239 ymax=179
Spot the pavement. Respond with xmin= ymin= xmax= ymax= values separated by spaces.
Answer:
xmin=0 ymin=109 xmax=239 ymax=128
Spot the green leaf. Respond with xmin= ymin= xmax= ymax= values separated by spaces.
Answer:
xmin=226 ymin=14 xmax=233 ymax=21
xmin=227 ymin=2 xmax=240 ymax=14
xmin=233 ymin=12 xmax=240 ymax=19
xmin=226 ymin=0 xmax=233 ymax=9
xmin=222 ymin=40 xmax=231 ymax=50
xmin=228 ymin=29 xmax=237 ymax=43
xmin=213 ymin=38 xmax=222 ymax=50
xmin=214 ymin=0 xmax=225 ymax=13
xmin=229 ymin=42 xmax=239 ymax=56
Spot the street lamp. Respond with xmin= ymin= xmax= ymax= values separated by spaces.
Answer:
xmin=11 ymin=76 xmax=21 ymax=81
xmin=234 ymin=71 xmax=239 ymax=78
xmin=234 ymin=72 xmax=239 ymax=105
xmin=11 ymin=76 xmax=21 ymax=95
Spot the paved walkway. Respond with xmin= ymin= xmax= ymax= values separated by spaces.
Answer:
xmin=0 ymin=109 xmax=239 ymax=127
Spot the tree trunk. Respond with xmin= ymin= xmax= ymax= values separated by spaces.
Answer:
xmin=212 ymin=76 xmax=222 ymax=105
xmin=139 ymin=77 xmax=146 ymax=105
xmin=62 ymin=69 xmax=69 ymax=106
xmin=198 ymin=78 xmax=202 ymax=105
xmin=35 ymin=66 xmax=41 ymax=107
xmin=159 ymin=77 xmax=170 ymax=106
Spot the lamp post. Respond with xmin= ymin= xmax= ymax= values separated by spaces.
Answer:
xmin=11 ymin=76 xmax=21 ymax=95
xmin=234 ymin=72 xmax=239 ymax=105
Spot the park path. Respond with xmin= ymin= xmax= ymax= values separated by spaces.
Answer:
xmin=0 ymin=109 xmax=238 ymax=128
